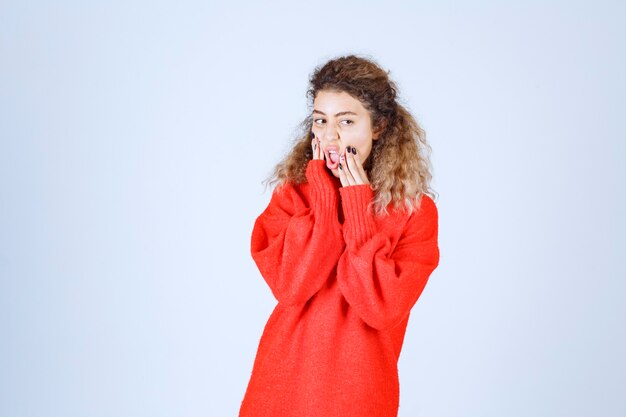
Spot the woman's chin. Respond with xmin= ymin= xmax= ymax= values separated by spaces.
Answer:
xmin=326 ymin=158 xmax=339 ymax=171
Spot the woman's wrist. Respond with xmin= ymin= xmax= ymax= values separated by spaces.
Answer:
xmin=306 ymin=159 xmax=339 ymax=219
xmin=339 ymin=184 xmax=377 ymax=248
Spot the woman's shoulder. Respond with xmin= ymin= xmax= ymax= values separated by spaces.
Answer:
xmin=407 ymin=193 xmax=438 ymax=221
xmin=383 ymin=193 xmax=437 ymax=217
xmin=417 ymin=193 xmax=437 ymax=214
xmin=267 ymin=179 xmax=311 ymax=210
xmin=401 ymin=193 xmax=438 ymax=237
xmin=380 ymin=193 xmax=437 ymax=230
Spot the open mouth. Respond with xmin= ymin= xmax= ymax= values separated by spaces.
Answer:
xmin=324 ymin=148 xmax=340 ymax=170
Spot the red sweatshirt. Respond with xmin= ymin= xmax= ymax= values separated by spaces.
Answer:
xmin=239 ymin=159 xmax=440 ymax=417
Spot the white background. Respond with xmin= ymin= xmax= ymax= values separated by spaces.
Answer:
xmin=1 ymin=1 xmax=624 ymax=416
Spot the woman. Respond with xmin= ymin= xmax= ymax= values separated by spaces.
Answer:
xmin=239 ymin=55 xmax=440 ymax=417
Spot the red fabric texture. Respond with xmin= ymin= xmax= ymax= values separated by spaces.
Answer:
xmin=239 ymin=159 xmax=440 ymax=417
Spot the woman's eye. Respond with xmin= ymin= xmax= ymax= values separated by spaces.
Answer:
xmin=341 ymin=120 xmax=354 ymax=125
xmin=313 ymin=118 xmax=325 ymax=124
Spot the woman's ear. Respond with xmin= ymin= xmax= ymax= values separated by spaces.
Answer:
xmin=373 ymin=118 xmax=388 ymax=140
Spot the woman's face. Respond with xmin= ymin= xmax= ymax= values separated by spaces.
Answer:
xmin=312 ymin=90 xmax=380 ymax=178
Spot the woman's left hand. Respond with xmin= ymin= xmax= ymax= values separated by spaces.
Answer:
xmin=339 ymin=146 xmax=370 ymax=187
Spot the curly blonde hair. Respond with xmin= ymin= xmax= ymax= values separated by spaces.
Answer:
xmin=265 ymin=54 xmax=437 ymax=216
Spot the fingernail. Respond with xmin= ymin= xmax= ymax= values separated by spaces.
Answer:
xmin=346 ymin=146 xmax=352 ymax=153
xmin=339 ymin=163 xmax=342 ymax=170
xmin=310 ymin=131 xmax=315 ymax=139
xmin=340 ymin=155 xmax=345 ymax=162
xmin=352 ymin=147 xmax=357 ymax=155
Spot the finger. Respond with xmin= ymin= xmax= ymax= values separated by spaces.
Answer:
xmin=341 ymin=152 xmax=356 ymax=186
xmin=345 ymin=150 xmax=364 ymax=185
xmin=347 ymin=148 xmax=369 ymax=185
xmin=317 ymin=137 xmax=324 ymax=161
xmin=338 ymin=160 xmax=349 ymax=187
xmin=311 ymin=134 xmax=321 ymax=160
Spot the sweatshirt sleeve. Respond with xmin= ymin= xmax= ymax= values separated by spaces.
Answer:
xmin=336 ymin=185 xmax=440 ymax=331
xmin=250 ymin=160 xmax=344 ymax=306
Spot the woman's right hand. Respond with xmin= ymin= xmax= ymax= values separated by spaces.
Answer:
xmin=307 ymin=131 xmax=338 ymax=202
xmin=311 ymin=133 xmax=323 ymax=160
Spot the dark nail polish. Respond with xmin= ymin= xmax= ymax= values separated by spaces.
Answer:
xmin=346 ymin=146 xmax=351 ymax=153
xmin=339 ymin=163 xmax=342 ymax=170
xmin=310 ymin=131 xmax=315 ymax=139
xmin=352 ymin=147 xmax=357 ymax=155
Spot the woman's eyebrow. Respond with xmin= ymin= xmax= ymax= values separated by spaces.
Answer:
xmin=312 ymin=110 xmax=358 ymax=117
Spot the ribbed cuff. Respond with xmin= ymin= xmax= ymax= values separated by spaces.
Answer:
xmin=339 ymin=184 xmax=377 ymax=249
xmin=306 ymin=160 xmax=339 ymax=224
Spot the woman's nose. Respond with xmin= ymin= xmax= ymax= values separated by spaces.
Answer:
xmin=323 ymin=123 xmax=339 ymax=141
